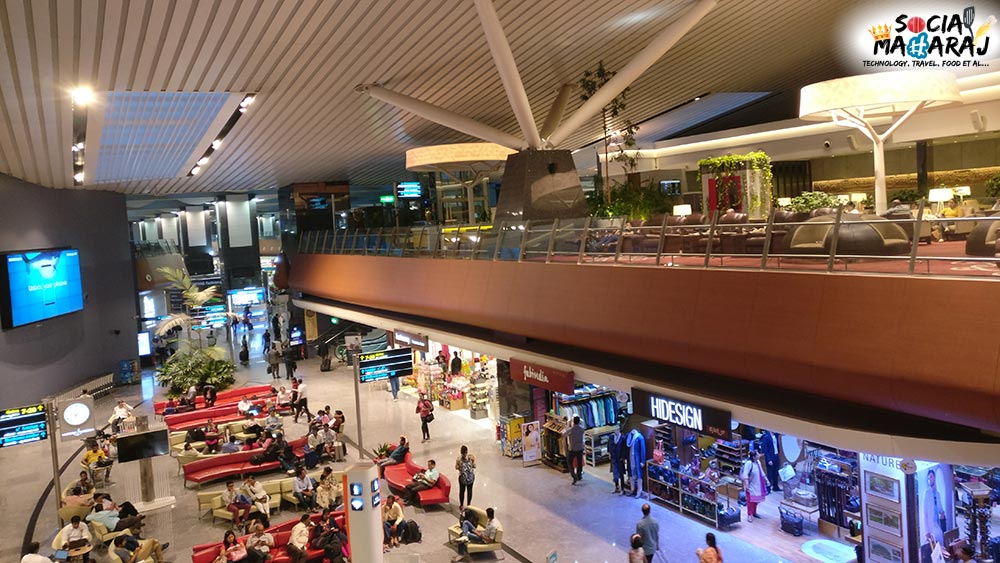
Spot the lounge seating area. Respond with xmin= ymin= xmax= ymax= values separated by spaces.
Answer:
xmin=165 ymin=403 xmax=269 ymax=432
xmin=381 ymin=446 xmax=452 ymax=506
xmin=447 ymin=505 xmax=504 ymax=557
xmin=183 ymin=436 xmax=308 ymax=487
xmin=153 ymin=384 xmax=273 ymax=415
xmin=190 ymin=510 xmax=345 ymax=563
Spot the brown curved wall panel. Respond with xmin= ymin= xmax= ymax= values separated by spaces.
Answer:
xmin=290 ymin=254 xmax=1000 ymax=432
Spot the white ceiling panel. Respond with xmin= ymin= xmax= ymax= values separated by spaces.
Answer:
xmin=0 ymin=0 xmax=859 ymax=194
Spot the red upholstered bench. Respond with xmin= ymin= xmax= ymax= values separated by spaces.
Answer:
xmin=183 ymin=437 xmax=308 ymax=487
xmin=191 ymin=511 xmax=343 ymax=562
xmin=155 ymin=384 xmax=273 ymax=414
xmin=166 ymin=404 xmax=240 ymax=431
xmin=418 ymin=472 xmax=451 ymax=506
xmin=381 ymin=447 xmax=451 ymax=506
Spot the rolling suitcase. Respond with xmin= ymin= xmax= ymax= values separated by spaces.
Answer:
xmin=320 ymin=356 xmax=332 ymax=372
xmin=779 ymin=506 xmax=804 ymax=536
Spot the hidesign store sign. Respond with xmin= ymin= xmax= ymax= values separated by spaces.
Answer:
xmin=631 ymin=388 xmax=732 ymax=439
xmin=859 ymin=3 xmax=995 ymax=68
xmin=391 ymin=329 xmax=429 ymax=352
xmin=509 ymin=358 xmax=574 ymax=395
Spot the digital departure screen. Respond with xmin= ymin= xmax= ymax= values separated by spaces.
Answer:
xmin=358 ymin=347 xmax=413 ymax=383
xmin=1 ymin=248 xmax=84 ymax=329
xmin=0 ymin=403 xmax=47 ymax=447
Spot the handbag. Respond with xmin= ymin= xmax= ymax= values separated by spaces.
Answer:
xmin=266 ymin=366 xmax=272 ymax=374
xmin=652 ymin=439 xmax=665 ymax=465
xmin=423 ymin=413 xmax=435 ymax=423
xmin=778 ymin=463 xmax=796 ymax=482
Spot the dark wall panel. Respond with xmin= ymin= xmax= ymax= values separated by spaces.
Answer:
xmin=290 ymin=254 xmax=1000 ymax=433
xmin=0 ymin=173 xmax=138 ymax=406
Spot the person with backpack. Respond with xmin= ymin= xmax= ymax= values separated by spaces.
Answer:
xmin=455 ymin=445 xmax=476 ymax=510
xmin=416 ymin=393 xmax=434 ymax=442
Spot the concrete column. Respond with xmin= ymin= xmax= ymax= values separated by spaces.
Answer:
xmin=179 ymin=206 xmax=215 ymax=276
xmin=216 ymin=194 xmax=262 ymax=291
xmin=343 ymin=463 xmax=384 ymax=563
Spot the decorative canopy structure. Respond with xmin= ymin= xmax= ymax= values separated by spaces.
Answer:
xmin=406 ymin=143 xmax=516 ymax=223
xmin=800 ymin=70 xmax=963 ymax=214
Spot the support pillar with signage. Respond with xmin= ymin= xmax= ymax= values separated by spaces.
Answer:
xmin=216 ymin=194 xmax=262 ymax=293
xmin=343 ymin=463 xmax=384 ymax=563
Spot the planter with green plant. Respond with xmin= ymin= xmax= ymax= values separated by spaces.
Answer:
xmin=787 ymin=191 xmax=839 ymax=214
xmin=371 ymin=442 xmax=393 ymax=459
xmin=697 ymin=151 xmax=774 ymax=219
xmin=154 ymin=267 xmax=239 ymax=397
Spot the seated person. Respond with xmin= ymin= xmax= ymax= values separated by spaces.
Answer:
xmin=313 ymin=407 xmax=331 ymax=426
xmin=935 ymin=199 xmax=963 ymax=240
xmin=315 ymin=467 xmax=339 ymax=509
xmin=87 ymin=504 xmax=146 ymax=532
xmin=452 ymin=507 xmax=501 ymax=563
xmin=112 ymin=533 xmax=168 ymax=563
xmin=381 ymin=495 xmax=406 ymax=550
xmin=319 ymin=425 xmax=337 ymax=455
xmin=330 ymin=411 xmax=346 ymax=435
xmin=109 ymin=400 xmax=133 ymax=434
xmin=377 ymin=436 xmax=409 ymax=476
xmin=59 ymin=515 xmax=92 ymax=549
xmin=237 ymin=396 xmax=253 ymax=415
xmin=82 ymin=442 xmax=113 ymax=482
xmin=73 ymin=470 xmax=94 ymax=493
xmin=881 ymin=198 xmax=912 ymax=217
xmin=20 ymin=541 xmax=51 ymax=563
xmin=241 ymin=476 xmax=270 ymax=527
xmin=219 ymin=530 xmax=249 ymax=562
xmin=263 ymin=410 xmax=283 ymax=434
xmin=307 ymin=428 xmax=324 ymax=455
xmin=245 ymin=523 xmax=275 ymax=563
xmin=220 ymin=480 xmax=253 ymax=531
xmin=287 ymin=515 xmax=312 ymax=563
xmin=179 ymin=442 xmax=203 ymax=457
xmin=221 ymin=436 xmax=242 ymax=454
xmin=276 ymin=387 xmax=293 ymax=409
xmin=203 ymin=419 xmax=221 ymax=453
xmin=312 ymin=509 xmax=348 ymax=563
xmin=163 ymin=398 xmax=177 ymax=415
xmin=293 ymin=467 xmax=319 ymax=511
xmin=241 ymin=413 xmax=264 ymax=438
xmin=270 ymin=434 xmax=297 ymax=473
xmin=401 ymin=459 xmax=439 ymax=505
xmin=241 ymin=437 xmax=259 ymax=451
xmin=62 ymin=486 xmax=95 ymax=507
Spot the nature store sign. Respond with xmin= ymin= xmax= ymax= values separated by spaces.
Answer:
xmin=842 ymin=3 xmax=996 ymax=70
xmin=509 ymin=358 xmax=574 ymax=394
xmin=631 ymin=388 xmax=731 ymax=439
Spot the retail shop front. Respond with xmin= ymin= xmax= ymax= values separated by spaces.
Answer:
xmin=631 ymin=387 xmax=999 ymax=563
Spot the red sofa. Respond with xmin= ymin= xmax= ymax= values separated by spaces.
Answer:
xmin=154 ymin=384 xmax=274 ymax=415
xmin=166 ymin=402 xmax=268 ymax=432
xmin=183 ymin=436 xmax=308 ymax=487
xmin=382 ymin=447 xmax=452 ymax=506
xmin=191 ymin=511 xmax=344 ymax=563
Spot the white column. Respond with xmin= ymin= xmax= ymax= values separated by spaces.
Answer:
xmin=473 ymin=0 xmax=542 ymax=148
xmin=184 ymin=206 xmax=208 ymax=247
xmin=545 ymin=0 xmax=717 ymax=148
xmin=873 ymin=137 xmax=887 ymax=215
xmin=540 ymin=84 xmax=574 ymax=140
xmin=343 ymin=463 xmax=384 ymax=563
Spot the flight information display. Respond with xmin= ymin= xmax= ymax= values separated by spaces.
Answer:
xmin=0 ymin=403 xmax=47 ymax=447
xmin=358 ymin=347 xmax=413 ymax=383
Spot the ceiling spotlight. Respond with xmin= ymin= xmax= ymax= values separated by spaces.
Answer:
xmin=240 ymin=95 xmax=255 ymax=107
xmin=694 ymin=96 xmax=701 ymax=101
xmin=71 ymin=142 xmax=85 ymax=152
xmin=197 ymin=157 xmax=210 ymax=166
xmin=238 ymin=107 xmax=247 ymax=113
xmin=191 ymin=166 xmax=201 ymax=175
xmin=70 ymin=87 xmax=95 ymax=106
xmin=73 ymin=172 xmax=85 ymax=183
xmin=212 ymin=139 xmax=223 ymax=149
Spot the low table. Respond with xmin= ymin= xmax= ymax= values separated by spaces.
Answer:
xmin=780 ymin=499 xmax=821 ymax=522
xmin=67 ymin=545 xmax=92 ymax=562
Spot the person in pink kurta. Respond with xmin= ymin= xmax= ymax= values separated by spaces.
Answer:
xmin=741 ymin=451 xmax=767 ymax=521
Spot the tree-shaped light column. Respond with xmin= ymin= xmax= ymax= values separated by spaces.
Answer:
xmin=799 ymin=70 xmax=962 ymax=214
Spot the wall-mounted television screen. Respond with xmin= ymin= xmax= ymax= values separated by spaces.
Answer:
xmin=117 ymin=429 xmax=169 ymax=463
xmin=0 ymin=248 xmax=84 ymax=329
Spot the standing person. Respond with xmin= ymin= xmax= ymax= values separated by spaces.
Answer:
xmin=267 ymin=344 xmax=281 ymax=380
xmin=697 ymin=532 xmax=723 ymax=563
xmin=450 ymin=351 xmax=463 ymax=375
xmin=741 ymin=451 xmax=767 ymax=522
xmin=283 ymin=347 xmax=298 ymax=381
xmin=262 ymin=330 xmax=271 ymax=353
xmin=635 ymin=504 xmax=659 ymax=563
xmin=565 ymin=416 xmax=585 ymax=484
xmin=609 ymin=428 xmax=627 ymax=494
xmin=271 ymin=314 xmax=282 ymax=341
xmin=388 ymin=375 xmax=401 ymax=401
xmin=20 ymin=541 xmax=51 ymax=563
xmin=239 ymin=342 xmax=250 ymax=367
xmin=628 ymin=534 xmax=645 ymax=563
xmin=760 ymin=430 xmax=781 ymax=493
xmin=293 ymin=378 xmax=311 ymax=423
xmin=416 ymin=393 xmax=434 ymax=442
xmin=455 ymin=445 xmax=476 ymax=510
xmin=435 ymin=351 xmax=448 ymax=373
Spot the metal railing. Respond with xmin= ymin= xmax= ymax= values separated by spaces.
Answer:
xmin=297 ymin=208 xmax=1000 ymax=280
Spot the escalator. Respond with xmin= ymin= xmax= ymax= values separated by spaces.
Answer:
xmin=311 ymin=322 xmax=387 ymax=362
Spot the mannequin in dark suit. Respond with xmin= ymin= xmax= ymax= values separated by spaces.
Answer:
xmin=760 ymin=430 xmax=781 ymax=493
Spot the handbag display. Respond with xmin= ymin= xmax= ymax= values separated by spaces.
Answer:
xmin=652 ymin=439 xmax=665 ymax=465
xmin=779 ymin=505 xmax=804 ymax=536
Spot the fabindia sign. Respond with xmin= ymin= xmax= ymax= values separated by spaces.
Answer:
xmin=509 ymin=359 xmax=574 ymax=394
xmin=631 ymin=388 xmax=731 ymax=439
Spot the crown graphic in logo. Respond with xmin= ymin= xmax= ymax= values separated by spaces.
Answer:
xmin=868 ymin=24 xmax=891 ymax=41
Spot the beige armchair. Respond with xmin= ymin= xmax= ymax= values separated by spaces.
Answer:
xmin=58 ymin=505 xmax=93 ymax=525
xmin=448 ymin=506 xmax=504 ymax=558
xmin=90 ymin=520 xmax=128 ymax=545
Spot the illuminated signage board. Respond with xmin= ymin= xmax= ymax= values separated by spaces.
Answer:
xmin=358 ymin=347 xmax=413 ymax=383
xmin=396 ymin=181 xmax=422 ymax=199
xmin=631 ymin=388 xmax=731 ymax=439
xmin=379 ymin=195 xmax=396 ymax=204
xmin=0 ymin=403 xmax=47 ymax=447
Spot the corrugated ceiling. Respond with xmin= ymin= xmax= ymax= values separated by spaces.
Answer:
xmin=0 ymin=0 xmax=856 ymax=194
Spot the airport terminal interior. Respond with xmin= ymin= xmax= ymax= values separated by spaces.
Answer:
xmin=3 ymin=1 xmax=1000 ymax=563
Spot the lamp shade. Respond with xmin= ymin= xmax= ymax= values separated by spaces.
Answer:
xmin=928 ymin=187 xmax=954 ymax=203
xmin=673 ymin=204 xmax=692 ymax=216
xmin=777 ymin=197 xmax=792 ymax=207
xmin=850 ymin=192 xmax=867 ymax=202
xmin=799 ymin=71 xmax=963 ymax=120
xmin=836 ymin=194 xmax=851 ymax=203
xmin=954 ymin=186 xmax=971 ymax=196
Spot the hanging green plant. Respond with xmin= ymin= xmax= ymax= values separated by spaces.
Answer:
xmin=986 ymin=173 xmax=1000 ymax=198
xmin=697 ymin=151 xmax=774 ymax=214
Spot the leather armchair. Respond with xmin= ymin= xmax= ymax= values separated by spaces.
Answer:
xmin=694 ymin=212 xmax=749 ymax=253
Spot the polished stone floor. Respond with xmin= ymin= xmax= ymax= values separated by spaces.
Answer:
xmin=6 ymin=334 xmax=803 ymax=563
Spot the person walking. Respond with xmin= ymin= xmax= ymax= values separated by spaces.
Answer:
xmin=293 ymin=379 xmax=311 ymax=423
xmin=455 ymin=445 xmax=476 ymax=509
xmin=741 ymin=451 xmax=767 ymax=522
xmin=635 ymin=503 xmax=659 ymax=563
xmin=628 ymin=533 xmax=646 ymax=563
xmin=416 ymin=393 xmax=434 ymax=442
xmin=565 ymin=416 xmax=585 ymax=483
xmin=262 ymin=330 xmax=271 ymax=353
xmin=283 ymin=346 xmax=298 ymax=380
xmin=697 ymin=532 xmax=723 ymax=563
xmin=268 ymin=343 xmax=282 ymax=379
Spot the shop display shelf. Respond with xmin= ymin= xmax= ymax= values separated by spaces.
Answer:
xmin=583 ymin=424 xmax=618 ymax=467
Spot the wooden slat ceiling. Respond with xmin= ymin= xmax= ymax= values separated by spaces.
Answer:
xmin=0 ymin=0 xmax=856 ymax=195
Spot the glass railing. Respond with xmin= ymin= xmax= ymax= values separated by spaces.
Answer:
xmin=298 ymin=208 xmax=1000 ymax=280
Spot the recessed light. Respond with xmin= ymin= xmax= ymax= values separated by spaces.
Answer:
xmin=73 ymin=172 xmax=85 ymax=183
xmin=240 ymin=95 xmax=255 ymax=107
xmin=191 ymin=166 xmax=201 ymax=175
xmin=70 ymin=87 xmax=94 ymax=106
xmin=197 ymin=157 xmax=209 ymax=166
xmin=212 ymin=139 xmax=223 ymax=149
